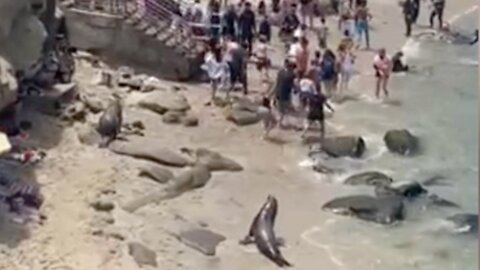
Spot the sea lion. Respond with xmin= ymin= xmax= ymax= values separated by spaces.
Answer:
xmin=97 ymin=95 xmax=122 ymax=148
xmin=375 ymin=181 xmax=427 ymax=199
xmin=445 ymin=213 xmax=478 ymax=235
xmin=343 ymin=171 xmax=393 ymax=186
xmin=239 ymin=195 xmax=292 ymax=267
xmin=322 ymin=195 xmax=404 ymax=225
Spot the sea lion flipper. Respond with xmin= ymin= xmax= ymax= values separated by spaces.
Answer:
xmin=274 ymin=255 xmax=292 ymax=267
xmin=239 ymin=236 xmax=255 ymax=245
xmin=275 ymin=237 xmax=285 ymax=247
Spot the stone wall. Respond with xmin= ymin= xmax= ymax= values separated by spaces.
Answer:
xmin=63 ymin=8 xmax=196 ymax=81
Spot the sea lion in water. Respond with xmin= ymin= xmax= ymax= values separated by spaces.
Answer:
xmin=322 ymin=195 xmax=404 ymax=225
xmin=239 ymin=195 xmax=292 ymax=267
xmin=343 ymin=171 xmax=393 ymax=186
xmin=445 ymin=213 xmax=478 ymax=235
xmin=97 ymin=96 xmax=122 ymax=148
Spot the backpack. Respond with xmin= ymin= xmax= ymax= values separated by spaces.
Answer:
xmin=321 ymin=59 xmax=336 ymax=80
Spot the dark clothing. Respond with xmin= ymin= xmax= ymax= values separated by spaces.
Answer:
xmin=412 ymin=0 xmax=420 ymax=23
xmin=305 ymin=92 xmax=327 ymax=121
xmin=272 ymin=0 xmax=280 ymax=12
xmin=222 ymin=10 xmax=238 ymax=37
xmin=392 ymin=54 xmax=409 ymax=72
xmin=281 ymin=13 xmax=300 ymax=34
xmin=430 ymin=1 xmax=445 ymax=28
xmin=403 ymin=0 xmax=415 ymax=36
xmin=210 ymin=12 xmax=222 ymax=39
xmin=274 ymin=68 xmax=296 ymax=101
xmin=259 ymin=19 xmax=271 ymax=42
xmin=320 ymin=58 xmax=337 ymax=81
xmin=238 ymin=9 xmax=256 ymax=52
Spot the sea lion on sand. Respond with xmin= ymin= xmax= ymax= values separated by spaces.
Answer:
xmin=97 ymin=96 xmax=122 ymax=148
xmin=239 ymin=195 xmax=292 ymax=267
xmin=322 ymin=195 xmax=405 ymax=225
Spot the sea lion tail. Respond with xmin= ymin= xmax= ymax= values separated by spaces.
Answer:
xmin=274 ymin=256 xmax=292 ymax=267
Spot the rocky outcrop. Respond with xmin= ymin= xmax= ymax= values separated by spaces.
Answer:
xmin=138 ymin=90 xmax=191 ymax=114
xmin=383 ymin=129 xmax=419 ymax=156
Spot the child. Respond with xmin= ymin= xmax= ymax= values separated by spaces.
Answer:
xmin=201 ymin=46 xmax=230 ymax=102
xmin=315 ymin=17 xmax=329 ymax=49
xmin=254 ymin=35 xmax=273 ymax=82
xmin=258 ymin=15 xmax=272 ymax=43
xmin=257 ymin=96 xmax=277 ymax=139
xmin=338 ymin=43 xmax=355 ymax=93
xmin=301 ymin=88 xmax=334 ymax=141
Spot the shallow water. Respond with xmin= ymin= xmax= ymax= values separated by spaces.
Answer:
xmin=301 ymin=11 xmax=478 ymax=270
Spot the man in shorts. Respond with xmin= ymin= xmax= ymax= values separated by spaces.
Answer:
xmin=269 ymin=59 xmax=296 ymax=128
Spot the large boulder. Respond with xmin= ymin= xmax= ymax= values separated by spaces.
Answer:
xmin=343 ymin=171 xmax=393 ymax=186
xmin=108 ymin=138 xmax=191 ymax=167
xmin=128 ymin=242 xmax=157 ymax=267
xmin=383 ymin=129 xmax=419 ymax=156
xmin=320 ymin=136 xmax=366 ymax=158
xmin=177 ymin=228 xmax=226 ymax=256
xmin=322 ymin=195 xmax=404 ymax=225
xmin=224 ymin=108 xmax=261 ymax=126
xmin=138 ymin=90 xmax=190 ymax=114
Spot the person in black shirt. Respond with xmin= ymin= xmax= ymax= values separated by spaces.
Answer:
xmin=402 ymin=0 xmax=415 ymax=37
xmin=258 ymin=15 xmax=271 ymax=42
xmin=391 ymin=51 xmax=409 ymax=72
xmin=412 ymin=0 xmax=420 ymax=23
xmin=238 ymin=2 xmax=256 ymax=54
xmin=280 ymin=6 xmax=300 ymax=52
xmin=222 ymin=4 xmax=238 ymax=37
xmin=300 ymin=87 xmax=334 ymax=141
xmin=209 ymin=1 xmax=222 ymax=41
xmin=430 ymin=0 xmax=445 ymax=29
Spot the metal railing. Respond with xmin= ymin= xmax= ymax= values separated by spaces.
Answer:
xmin=72 ymin=0 xmax=127 ymax=15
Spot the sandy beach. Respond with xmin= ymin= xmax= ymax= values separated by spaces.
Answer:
xmin=0 ymin=0 xmax=477 ymax=270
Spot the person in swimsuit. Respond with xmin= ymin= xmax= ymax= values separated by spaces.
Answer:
xmin=373 ymin=48 xmax=392 ymax=99
xmin=338 ymin=43 xmax=355 ymax=93
xmin=300 ymin=86 xmax=335 ymax=141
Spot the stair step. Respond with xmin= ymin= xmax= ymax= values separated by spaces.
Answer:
xmin=157 ymin=30 xmax=175 ymax=43
xmin=125 ymin=15 xmax=142 ymax=25
xmin=145 ymin=26 xmax=160 ymax=37
xmin=135 ymin=20 xmax=151 ymax=31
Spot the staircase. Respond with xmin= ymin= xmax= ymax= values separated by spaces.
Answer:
xmin=63 ymin=0 xmax=210 ymax=80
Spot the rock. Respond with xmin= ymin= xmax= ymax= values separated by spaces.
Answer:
xmin=383 ymin=129 xmax=419 ymax=156
xmin=124 ymin=75 xmax=144 ymax=90
xmin=445 ymin=213 xmax=478 ymax=235
xmin=76 ymin=124 xmax=102 ymax=146
xmin=0 ymin=57 xmax=18 ymax=113
xmin=212 ymin=96 xmax=228 ymax=107
xmin=61 ymin=102 xmax=87 ymax=122
xmin=90 ymin=199 xmax=115 ymax=212
xmin=231 ymin=97 xmax=258 ymax=112
xmin=162 ymin=111 xmax=183 ymax=124
xmin=177 ymin=228 xmax=226 ymax=256
xmin=343 ymin=171 xmax=393 ymax=186
xmin=320 ymin=136 xmax=366 ymax=158
xmin=128 ymin=242 xmax=157 ymax=267
xmin=138 ymin=91 xmax=190 ymax=114
xmin=182 ymin=115 xmax=199 ymax=127
xmin=183 ymin=148 xmax=243 ymax=172
xmin=80 ymin=93 xmax=105 ymax=113
xmin=322 ymin=195 xmax=404 ymax=225
xmin=141 ymin=76 xmax=165 ymax=92
xmin=225 ymin=108 xmax=261 ymax=126
xmin=108 ymin=138 xmax=190 ymax=167
xmin=138 ymin=163 xmax=174 ymax=184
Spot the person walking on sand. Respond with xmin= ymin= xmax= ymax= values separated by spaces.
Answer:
xmin=224 ymin=35 xmax=248 ymax=97
xmin=253 ymin=35 xmax=273 ymax=82
xmin=412 ymin=0 xmax=420 ymax=23
xmin=338 ymin=43 xmax=355 ymax=93
xmin=315 ymin=17 xmax=329 ymax=49
xmin=257 ymin=96 xmax=278 ymax=139
xmin=320 ymin=49 xmax=338 ymax=97
xmin=202 ymin=46 xmax=230 ymax=102
xmin=373 ymin=48 xmax=392 ymax=99
xmin=222 ymin=4 xmax=238 ymax=38
xmin=354 ymin=2 xmax=372 ymax=49
xmin=300 ymin=84 xmax=334 ymax=141
xmin=292 ymin=37 xmax=310 ymax=78
xmin=238 ymin=1 xmax=257 ymax=54
xmin=429 ymin=0 xmax=445 ymax=29
xmin=269 ymin=59 xmax=297 ymax=128
xmin=299 ymin=0 xmax=315 ymax=28
xmin=402 ymin=0 xmax=415 ymax=37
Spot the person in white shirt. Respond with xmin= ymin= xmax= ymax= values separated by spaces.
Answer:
xmin=254 ymin=35 xmax=273 ymax=82
xmin=315 ymin=17 xmax=329 ymax=49
xmin=338 ymin=43 xmax=355 ymax=93
xmin=372 ymin=48 xmax=391 ymax=99
xmin=293 ymin=24 xmax=308 ymax=40
xmin=202 ymin=46 xmax=230 ymax=102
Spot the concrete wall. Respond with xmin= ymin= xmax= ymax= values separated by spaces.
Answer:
xmin=64 ymin=8 xmax=196 ymax=81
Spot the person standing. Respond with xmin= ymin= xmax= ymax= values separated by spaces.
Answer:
xmin=222 ymin=4 xmax=238 ymax=37
xmin=224 ymin=35 xmax=248 ymax=97
xmin=315 ymin=17 xmax=329 ymax=49
xmin=337 ymin=43 xmax=355 ymax=93
xmin=269 ymin=59 xmax=297 ymax=128
xmin=238 ymin=2 xmax=257 ymax=54
xmin=402 ymin=0 xmax=415 ymax=37
xmin=373 ymin=48 xmax=391 ymax=99
xmin=430 ymin=0 xmax=445 ymax=29
xmin=412 ymin=0 xmax=420 ymax=23
xmin=280 ymin=6 xmax=300 ymax=53
xmin=300 ymin=84 xmax=334 ymax=141
xmin=208 ymin=1 xmax=222 ymax=41
xmin=354 ymin=2 xmax=372 ymax=49
xmin=299 ymin=0 xmax=314 ymax=28
xmin=258 ymin=15 xmax=272 ymax=42
xmin=202 ymin=46 xmax=230 ymax=102
xmin=257 ymin=96 xmax=278 ymax=139
xmin=320 ymin=49 xmax=338 ymax=97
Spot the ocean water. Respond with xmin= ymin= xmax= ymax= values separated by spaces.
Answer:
xmin=302 ymin=10 xmax=478 ymax=270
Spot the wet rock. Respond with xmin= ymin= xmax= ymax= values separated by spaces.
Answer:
xmin=108 ymin=138 xmax=190 ymax=167
xmin=52 ymin=83 xmax=78 ymax=101
xmin=138 ymin=163 xmax=174 ymax=184
xmin=76 ymin=124 xmax=102 ymax=146
xmin=182 ymin=148 xmax=243 ymax=172
xmin=225 ymin=108 xmax=261 ymax=126
xmin=320 ymin=136 xmax=366 ymax=158
xmin=322 ymin=195 xmax=404 ymax=225
xmin=176 ymin=228 xmax=226 ymax=256
xmin=182 ymin=115 xmax=199 ymax=127
xmin=138 ymin=91 xmax=190 ymax=114
xmin=90 ymin=199 xmax=115 ymax=212
xmin=343 ymin=171 xmax=393 ymax=186
xmin=212 ymin=96 xmax=229 ymax=107
xmin=384 ymin=129 xmax=419 ymax=156
xmin=124 ymin=75 xmax=144 ymax=90
xmin=162 ymin=111 xmax=184 ymax=124
xmin=141 ymin=76 xmax=165 ymax=92
xmin=128 ymin=242 xmax=157 ymax=267
xmin=80 ymin=93 xmax=105 ymax=113
xmin=445 ymin=213 xmax=478 ymax=235
xmin=231 ymin=97 xmax=258 ymax=112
